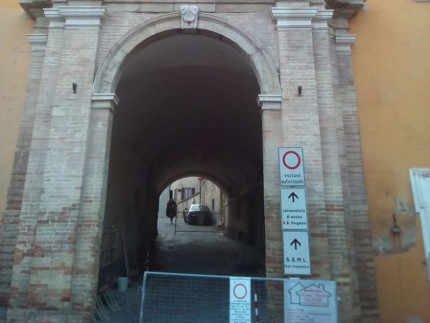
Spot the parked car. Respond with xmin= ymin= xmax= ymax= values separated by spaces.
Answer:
xmin=185 ymin=204 xmax=214 ymax=225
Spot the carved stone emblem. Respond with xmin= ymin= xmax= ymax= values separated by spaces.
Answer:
xmin=180 ymin=5 xmax=199 ymax=29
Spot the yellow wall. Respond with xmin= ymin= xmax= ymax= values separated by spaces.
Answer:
xmin=0 ymin=0 xmax=33 ymax=223
xmin=350 ymin=0 xmax=430 ymax=321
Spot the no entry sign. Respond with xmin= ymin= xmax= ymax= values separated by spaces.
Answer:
xmin=229 ymin=278 xmax=251 ymax=323
xmin=279 ymin=148 xmax=305 ymax=186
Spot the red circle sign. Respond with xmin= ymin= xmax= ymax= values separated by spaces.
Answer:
xmin=282 ymin=151 xmax=301 ymax=170
xmin=233 ymin=283 xmax=247 ymax=299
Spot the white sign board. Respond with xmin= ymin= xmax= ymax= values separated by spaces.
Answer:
xmin=284 ymin=279 xmax=338 ymax=323
xmin=281 ymin=188 xmax=308 ymax=230
xmin=279 ymin=147 xmax=305 ymax=187
xmin=283 ymin=231 xmax=311 ymax=276
xmin=229 ymin=277 xmax=251 ymax=323
xmin=410 ymin=168 xmax=430 ymax=282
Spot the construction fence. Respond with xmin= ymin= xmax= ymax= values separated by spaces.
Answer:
xmin=138 ymin=271 xmax=337 ymax=323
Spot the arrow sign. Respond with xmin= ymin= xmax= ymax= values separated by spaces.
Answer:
xmin=281 ymin=188 xmax=308 ymax=230
xmin=290 ymin=238 xmax=301 ymax=250
xmin=283 ymin=231 xmax=311 ymax=275
xmin=288 ymin=192 xmax=299 ymax=202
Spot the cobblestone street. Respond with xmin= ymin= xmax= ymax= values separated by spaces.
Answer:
xmin=99 ymin=215 xmax=262 ymax=322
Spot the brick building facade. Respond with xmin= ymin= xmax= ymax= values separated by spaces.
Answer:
xmin=0 ymin=0 xmax=379 ymax=321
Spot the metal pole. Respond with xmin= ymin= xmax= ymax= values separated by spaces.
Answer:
xmin=138 ymin=272 xmax=148 ymax=323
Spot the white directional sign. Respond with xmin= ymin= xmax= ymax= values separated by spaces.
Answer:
xmin=283 ymin=231 xmax=311 ymax=276
xmin=279 ymin=147 xmax=305 ymax=187
xmin=229 ymin=277 xmax=251 ymax=323
xmin=284 ymin=279 xmax=338 ymax=323
xmin=281 ymin=188 xmax=308 ymax=230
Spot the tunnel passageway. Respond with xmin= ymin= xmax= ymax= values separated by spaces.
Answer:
xmin=153 ymin=215 xmax=265 ymax=276
xmin=101 ymin=31 xmax=266 ymax=285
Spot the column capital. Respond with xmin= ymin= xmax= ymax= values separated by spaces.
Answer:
xmin=335 ymin=33 xmax=357 ymax=55
xmin=92 ymin=93 xmax=119 ymax=114
xmin=44 ymin=8 xmax=65 ymax=29
xmin=27 ymin=34 xmax=48 ymax=51
xmin=258 ymin=94 xmax=282 ymax=110
xmin=58 ymin=6 xmax=106 ymax=28
xmin=312 ymin=9 xmax=334 ymax=30
xmin=271 ymin=7 xmax=318 ymax=28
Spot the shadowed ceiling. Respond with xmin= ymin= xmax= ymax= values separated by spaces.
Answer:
xmin=111 ymin=33 xmax=262 ymax=196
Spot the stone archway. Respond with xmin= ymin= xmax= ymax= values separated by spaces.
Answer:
xmin=93 ymin=12 xmax=281 ymax=96
xmin=1 ymin=2 xmax=379 ymax=321
xmin=84 ymin=12 xmax=282 ymax=320
xmin=0 ymin=9 xmax=282 ymax=320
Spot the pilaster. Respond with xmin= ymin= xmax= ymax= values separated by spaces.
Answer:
xmin=7 ymin=6 xmax=107 ymax=320
xmin=258 ymin=95 xmax=283 ymax=275
xmin=312 ymin=8 xmax=359 ymax=321
xmin=70 ymin=94 xmax=117 ymax=317
xmin=272 ymin=3 xmax=329 ymax=280
xmin=8 ymin=7 xmax=66 ymax=315
xmin=332 ymin=21 xmax=379 ymax=322
xmin=0 ymin=30 xmax=48 ymax=308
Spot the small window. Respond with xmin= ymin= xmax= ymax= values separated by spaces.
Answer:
xmin=181 ymin=187 xmax=195 ymax=200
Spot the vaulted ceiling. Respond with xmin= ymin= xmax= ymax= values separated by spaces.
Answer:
xmin=112 ymin=34 xmax=262 ymax=195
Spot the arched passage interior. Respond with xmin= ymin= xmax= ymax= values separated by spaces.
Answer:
xmin=99 ymin=30 xmax=270 ymax=280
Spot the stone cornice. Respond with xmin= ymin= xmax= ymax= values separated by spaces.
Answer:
xmin=20 ymin=0 xmax=51 ymax=20
xmin=43 ymin=6 xmax=106 ymax=28
xmin=44 ymin=7 xmax=64 ymax=29
xmin=325 ymin=0 xmax=365 ymax=19
xmin=272 ymin=7 xmax=318 ymax=28
xmin=20 ymin=0 xmax=365 ymax=22
xmin=313 ymin=9 xmax=334 ymax=29
xmin=59 ymin=6 xmax=107 ymax=27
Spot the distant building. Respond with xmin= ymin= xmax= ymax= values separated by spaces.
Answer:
xmin=168 ymin=176 xmax=225 ymax=224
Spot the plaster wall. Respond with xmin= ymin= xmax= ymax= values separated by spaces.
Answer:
xmin=202 ymin=179 xmax=223 ymax=214
xmin=350 ymin=0 xmax=430 ymax=321
xmin=0 ymin=0 xmax=32 ymax=224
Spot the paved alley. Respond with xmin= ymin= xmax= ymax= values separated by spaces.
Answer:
xmin=102 ymin=215 xmax=263 ymax=322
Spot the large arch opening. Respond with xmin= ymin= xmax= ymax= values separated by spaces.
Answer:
xmin=93 ymin=14 xmax=282 ymax=291
xmin=99 ymin=31 xmax=267 ymax=284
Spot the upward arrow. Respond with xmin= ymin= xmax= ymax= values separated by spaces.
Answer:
xmin=288 ymin=192 xmax=299 ymax=202
xmin=290 ymin=239 xmax=301 ymax=250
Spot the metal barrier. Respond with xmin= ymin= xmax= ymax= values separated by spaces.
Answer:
xmin=138 ymin=272 xmax=337 ymax=323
